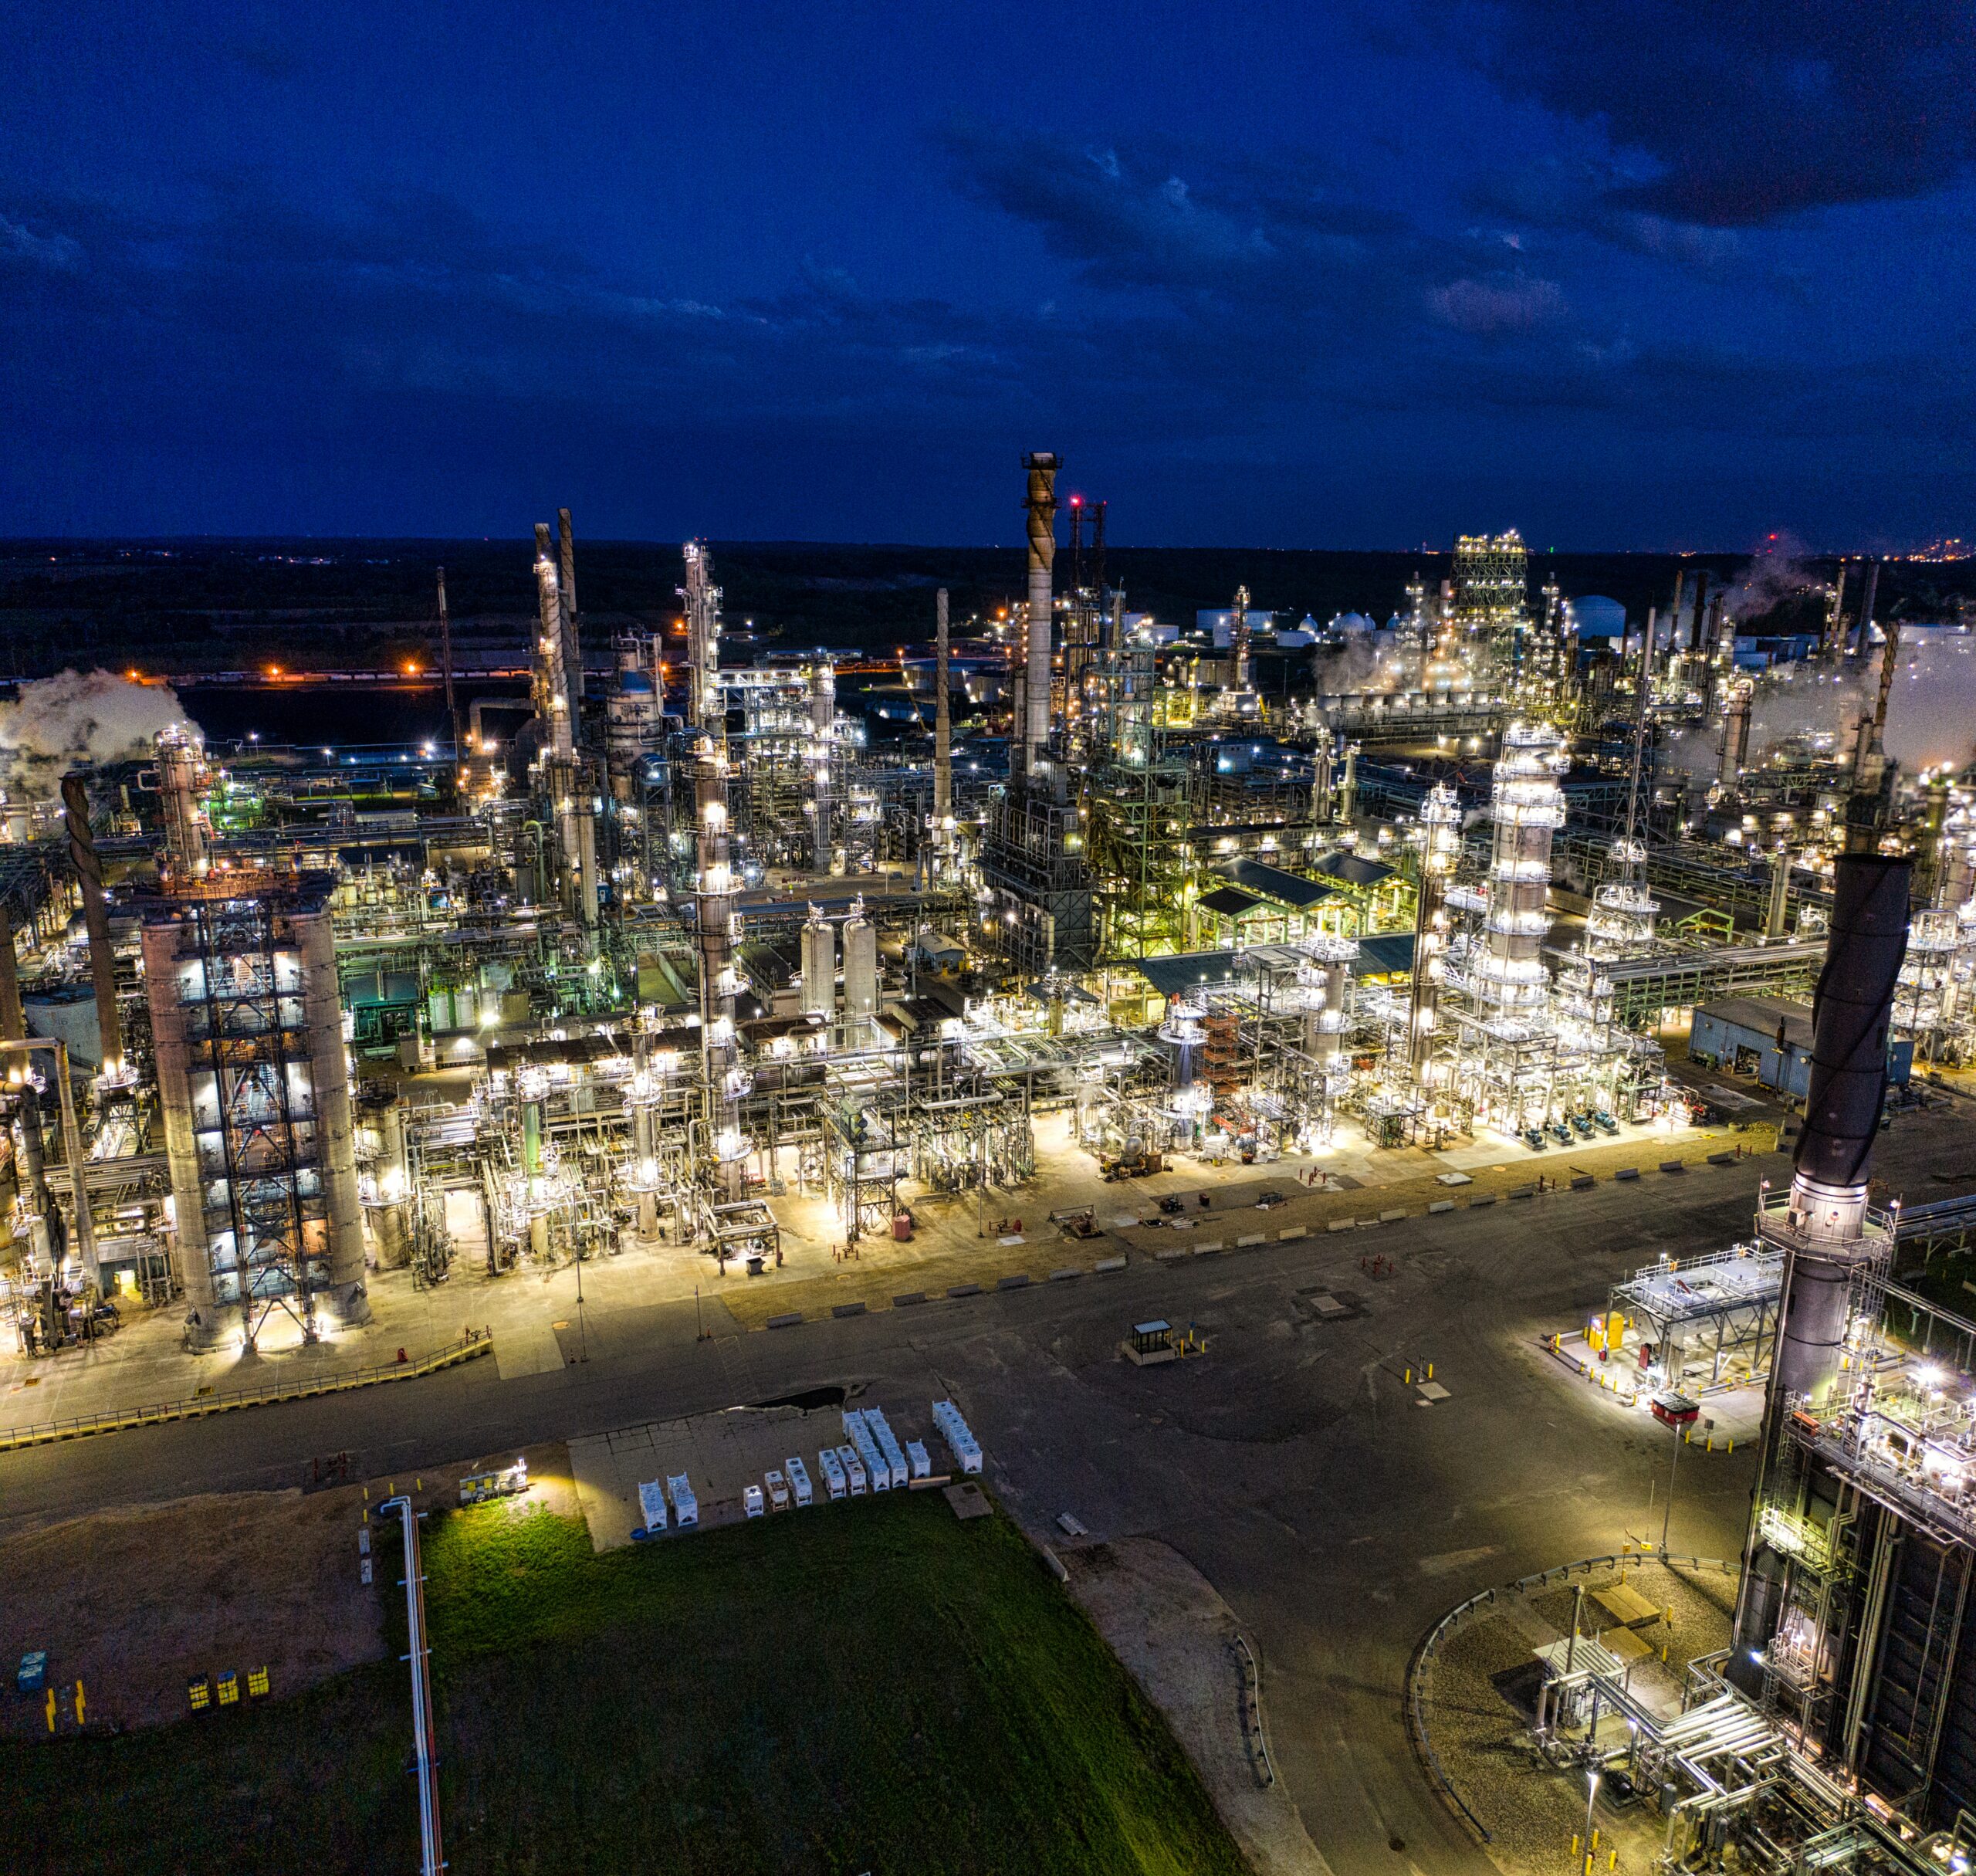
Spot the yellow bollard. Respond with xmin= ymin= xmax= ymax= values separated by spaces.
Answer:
xmin=1427 ymin=1363 xmax=1434 ymax=1380
xmin=1405 ymin=1368 xmax=1412 ymax=1384
xmin=1592 ymin=1828 xmax=1600 ymax=1850
xmin=1706 ymin=1434 xmax=1714 ymax=1452
xmin=1609 ymin=1854 xmax=1618 ymax=1872
xmin=1727 ymin=1438 xmax=1734 ymax=1454
xmin=1572 ymin=1836 xmax=1581 ymax=1860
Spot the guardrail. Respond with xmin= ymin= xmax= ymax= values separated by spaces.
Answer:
xmin=0 ymin=1329 xmax=493 ymax=1454
xmin=1233 ymin=1633 xmax=1275 ymax=1788
xmin=1406 ymin=1551 xmax=1737 ymax=1845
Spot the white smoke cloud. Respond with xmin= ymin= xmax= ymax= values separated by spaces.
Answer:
xmin=1663 ymin=635 xmax=1976 ymax=784
xmin=0 ymin=669 xmax=195 ymax=802
xmin=1723 ymin=533 xmax=1821 ymax=624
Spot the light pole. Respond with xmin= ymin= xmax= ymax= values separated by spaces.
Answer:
xmin=1660 ymin=1418 xmax=1682 ymax=1555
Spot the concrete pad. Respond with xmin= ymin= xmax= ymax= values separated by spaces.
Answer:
xmin=567 ymin=1431 xmax=641 ymax=1552
xmin=1434 ymin=1170 xmax=1474 ymax=1186
xmin=494 ymin=1321 xmax=565 ymax=1380
xmin=1593 ymin=1582 xmax=1661 ymax=1627
xmin=1417 ymin=1380 xmax=1451 ymax=1403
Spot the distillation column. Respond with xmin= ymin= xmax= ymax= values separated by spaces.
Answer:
xmin=1408 ymin=783 xmax=1461 ymax=1076
xmin=154 ymin=727 xmax=211 ymax=882
xmin=932 ymin=587 xmax=953 ymax=876
xmin=695 ymin=734 xmax=749 ymax=1203
xmin=1021 ymin=452 xmax=1059 ymax=773
xmin=682 ymin=541 xmax=721 ymax=732
xmin=1471 ymin=722 xmax=1568 ymax=1018
xmin=842 ymin=897 xmax=878 ymax=1033
xmin=809 ymin=658 xmax=835 ymax=873
xmin=536 ymin=529 xmax=597 ymax=937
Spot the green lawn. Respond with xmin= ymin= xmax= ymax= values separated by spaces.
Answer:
xmin=7 ymin=1491 xmax=1252 ymax=1876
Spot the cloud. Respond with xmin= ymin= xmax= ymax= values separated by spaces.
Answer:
xmin=1408 ymin=0 xmax=1976 ymax=224
xmin=0 ymin=212 xmax=83 ymax=273
xmin=1426 ymin=273 xmax=1565 ymax=333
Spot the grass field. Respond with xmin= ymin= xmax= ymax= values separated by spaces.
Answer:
xmin=7 ymin=1491 xmax=1252 ymax=1876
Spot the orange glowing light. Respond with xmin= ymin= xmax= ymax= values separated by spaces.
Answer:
xmin=267 ymin=665 xmax=282 ymax=677
xmin=404 ymin=662 xmax=420 ymax=676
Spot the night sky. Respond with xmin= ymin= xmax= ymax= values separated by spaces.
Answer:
xmin=4 ymin=2 xmax=1971 ymax=547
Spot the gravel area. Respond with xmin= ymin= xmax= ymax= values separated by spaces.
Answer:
xmin=1417 ymin=1559 xmax=1737 ymax=1876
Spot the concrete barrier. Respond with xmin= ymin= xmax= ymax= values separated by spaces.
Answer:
xmin=766 ymin=1312 xmax=805 ymax=1329
xmin=1280 ymin=1225 xmax=1306 ymax=1241
xmin=1095 ymin=1256 xmax=1127 ymax=1273
xmin=1158 ymin=1247 xmax=1189 ymax=1262
xmin=893 ymin=1291 xmax=928 ymax=1307
xmin=1328 ymin=1218 xmax=1355 ymax=1234
xmin=996 ymin=1273 xmax=1031 ymax=1291
xmin=1660 ymin=1160 xmax=1686 ymax=1174
xmin=1196 ymin=1240 xmax=1224 ymax=1253
xmin=1428 ymin=1199 xmax=1456 ymax=1214
xmin=1707 ymin=1150 xmax=1737 ymax=1167
xmin=1237 ymin=1231 xmax=1267 ymax=1247
xmin=831 ymin=1301 xmax=868 ymax=1319
xmin=1048 ymin=1267 xmax=1081 ymax=1282
xmin=1508 ymin=1184 xmax=1535 ymax=1200
xmin=1470 ymin=1193 xmax=1497 ymax=1207
xmin=1614 ymin=1167 xmax=1640 ymax=1181
xmin=948 ymin=1282 xmax=983 ymax=1298
xmin=1379 ymin=1208 xmax=1406 ymax=1223
xmin=1571 ymin=1174 xmax=1595 ymax=1190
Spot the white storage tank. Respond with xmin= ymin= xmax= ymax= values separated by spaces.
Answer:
xmin=842 ymin=897 xmax=879 ymax=1020
xmin=800 ymin=908 xmax=836 ymax=1018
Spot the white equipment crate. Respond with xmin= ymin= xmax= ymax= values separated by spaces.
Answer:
xmin=837 ymin=1443 xmax=868 ymax=1495
xmin=667 ymin=1472 xmax=699 ymax=1527
xmin=637 ymin=1480 xmax=668 ymax=1533
xmin=864 ymin=1408 xmax=910 ymax=1488
xmin=905 ymin=1440 xmax=932 ymax=1481
xmin=817 ymin=1447 xmax=848 ymax=1499
xmin=787 ymin=1456 xmax=814 ymax=1506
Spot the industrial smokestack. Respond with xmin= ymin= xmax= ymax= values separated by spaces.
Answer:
xmin=933 ymin=588 xmax=952 ymax=869
xmin=61 ymin=772 xmax=124 ymax=1075
xmin=1021 ymin=452 xmax=1060 ymax=769
xmin=1232 ymin=586 xmax=1252 ymax=692
xmin=1853 ymin=557 xmax=1880 ymax=658
xmin=557 ymin=509 xmax=584 ymax=705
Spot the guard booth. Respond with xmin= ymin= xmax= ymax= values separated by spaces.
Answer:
xmin=1124 ymin=1319 xmax=1179 ymax=1366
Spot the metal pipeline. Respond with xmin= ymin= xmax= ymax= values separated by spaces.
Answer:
xmin=933 ymin=588 xmax=952 ymax=865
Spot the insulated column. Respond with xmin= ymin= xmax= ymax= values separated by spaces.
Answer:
xmin=1022 ymin=452 xmax=1059 ymax=771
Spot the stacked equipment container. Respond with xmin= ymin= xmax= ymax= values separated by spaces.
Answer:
xmin=932 ymin=1400 xmax=983 ymax=1475
xmin=667 ymin=1472 xmax=699 ymax=1527
xmin=837 ymin=1444 xmax=868 ymax=1495
xmin=637 ymin=1480 xmax=668 ymax=1534
xmin=787 ymin=1456 xmax=814 ymax=1505
xmin=817 ymin=1447 xmax=848 ymax=1499
xmin=842 ymin=1413 xmax=890 ymax=1492
xmin=863 ymin=1408 xmax=911 ymax=1488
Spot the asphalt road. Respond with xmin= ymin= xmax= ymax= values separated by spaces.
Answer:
xmin=6 ymin=1108 xmax=1968 ymax=1875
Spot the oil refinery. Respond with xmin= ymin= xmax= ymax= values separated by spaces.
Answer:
xmin=2 ymin=466 xmax=1973 ymax=1369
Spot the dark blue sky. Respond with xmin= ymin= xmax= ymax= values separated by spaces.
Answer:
xmin=4 ymin=2 xmax=1971 ymax=547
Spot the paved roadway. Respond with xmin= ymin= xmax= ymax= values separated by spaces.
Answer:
xmin=5 ymin=1109 xmax=1969 ymax=1875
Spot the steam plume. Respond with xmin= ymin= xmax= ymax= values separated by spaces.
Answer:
xmin=0 ymin=669 xmax=194 ymax=801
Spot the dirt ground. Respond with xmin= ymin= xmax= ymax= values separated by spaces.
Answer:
xmin=1065 ymin=1533 xmax=1328 ymax=1876
xmin=0 ymin=1442 xmax=579 ymax=1736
